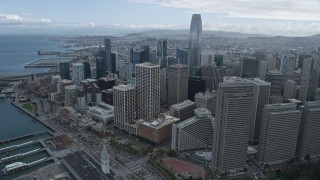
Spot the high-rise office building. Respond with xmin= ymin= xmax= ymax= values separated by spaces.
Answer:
xmin=241 ymin=57 xmax=259 ymax=78
xmin=157 ymin=38 xmax=168 ymax=68
xmin=200 ymin=51 xmax=214 ymax=66
xmin=298 ymin=54 xmax=312 ymax=69
xmin=98 ymin=77 xmax=115 ymax=90
xmin=213 ymin=77 xmax=254 ymax=173
xmin=299 ymin=58 xmax=320 ymax=103
xmin=201 ymin=63 xmax=216 ymax=91
xmin=283 ymin=80 xmax=298 ymax=100
xmin=247 ymin=78 xmax=271 ymax=144
xmin=266 ymin=70 xmax=283 ymax=96
xmin=130 ymin=48 xmax=145 ymax=74
xmin=195 ymin=90 xmax=216 ymax=116
xmin=280 ymin=54 xmax=296 ymax=75
xmin=136 ymin=63 xmax=160 ymax=119
xmin=258 ymin=103 xmax=301 ymax=165
xmin=214 ymin=54 xmax=223 ymax=67
xmin=113 ymin=84 xmax=136 ymax=134
xmin=167 ymin=64 xmax=189 ymax=106
xmin=258 ymin=61 xmax=268 ymax=80
xmin=72 ymin=63 xmax=84 ymax=84
xmin=59 ymin=62 xmax=70 ymax=80
xmin=96 ymin=57 xmax=106 ymax=79
xmin=297 ymin=101 xmax=320 ymax=160
xmin=176 ymin=47 xmax=188 ymax=65
xmin=111 ymin=52 xmax=117 ymax=73
xmin=188 ymin=14 xmax=202 ymax=77
xmin=142 ymin=45 xmax=150 ymax=63
xmin=119 ymin=63 xmax=132 ymax=81
xmin=188 ymin=76 xmax=205 ymax=101
xmin=104 ymin=38 xmax=112 ymax=72
xmin=160 ymin=68 xmax=168 ymax=105
xmin=82 ymin=62 xmax=91 ymax=79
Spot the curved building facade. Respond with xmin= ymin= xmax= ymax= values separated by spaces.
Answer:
xmin=188 ymin=14 xmax=202 ymax=77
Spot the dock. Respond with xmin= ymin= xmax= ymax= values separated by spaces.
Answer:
xmin=0 ymin=131 xmax=48 ymax=144
xmin=2 ymin=157 xmax=52 ymax=176
xmin=0 ymin=141 xmax=36 ymax=154
xmin=0 ymin=148 xmax=44 ymax=164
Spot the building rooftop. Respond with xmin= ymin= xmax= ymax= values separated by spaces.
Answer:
xmin=113 ymin=84 xmax=135 ymax=91
xmin=171 ymin=100 xmax=196 ymax=109
xmin=194 ymin=108 xmax=212 ymax=117
xmin=223 ymin=76 xmax=246 ymax=83
xmin=65 ymin=85 xmax=77 ymax=90
xmin=136 ymin=62 xmax=160 ymax=68
xmin=137 ymin=114 xmax=180 ymax=129
xmin=248 ymin=78 xmax=271 ymax=85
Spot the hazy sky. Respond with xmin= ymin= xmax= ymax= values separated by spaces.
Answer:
xmin=0 ymin=0 xmax=320 ymax=36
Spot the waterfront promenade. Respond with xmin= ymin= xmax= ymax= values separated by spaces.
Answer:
xmin=11 ymin=101 xmax=62 ymax=135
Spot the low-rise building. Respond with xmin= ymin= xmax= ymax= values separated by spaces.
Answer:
xmin=87 ymin=102 xmax=114 ymax=125
xmin=137 ymin=114 xmax=180 ymax=144
xmin=171 ymin=108 xmax=214 ymax=152
xmin=170 ymin=100 xmax=196 ymax=121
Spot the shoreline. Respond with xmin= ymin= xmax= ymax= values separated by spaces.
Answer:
xmin=11 ymin=101 xmax=58 ymax=134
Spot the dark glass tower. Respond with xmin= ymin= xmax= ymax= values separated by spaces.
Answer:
xmin=59 ymin=62 xmax=70 ymax=80
xmin=96 ymin=57 xmax=106 ymax=79
xmin=176 ymin=47 xmax=188 ymax=65
xmin=157 ymin=38 xmax=168 ymax=68
xmin=104 ymin=38 xmax=112 ymax=72
xmin=188 ymin=14 xmax=202 ymax=77
xmin=83 ymin=62 xmax=91 ymax=79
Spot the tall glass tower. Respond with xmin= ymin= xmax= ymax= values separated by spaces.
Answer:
xmin=188 ymin=14 xmax=202 ymax=77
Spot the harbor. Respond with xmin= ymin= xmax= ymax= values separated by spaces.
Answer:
xmin=0 ymin=133 xmax=54 ymax=179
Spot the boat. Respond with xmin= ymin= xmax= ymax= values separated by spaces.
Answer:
xmin=3 ymin=162 xmax=26 ymax=170
xmin=0 ymin=94 xmax=6 ymax=98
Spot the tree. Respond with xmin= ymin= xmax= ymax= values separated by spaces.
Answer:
xmin=304 ymin=155 xmax=311 ymax=163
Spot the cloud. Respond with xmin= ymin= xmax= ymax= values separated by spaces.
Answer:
xmin=130 ymin=0 xmax=320 ymax=21
xmin=39 ymin=18 xmax=51 ymax=23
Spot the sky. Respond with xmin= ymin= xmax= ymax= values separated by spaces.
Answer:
xmin=0 ymin=0 xmax=320 ymax=36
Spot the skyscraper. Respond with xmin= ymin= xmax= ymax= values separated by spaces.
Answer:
xmin=113 ymin=84 xmax=136 ymax=134
xmin=96 ymin=57 xmax=106 ymax=79
xmin=258 ymin=103 xmax=301 ymax=165
xmin=157 ymin=38 xmax=168 ymax=68
xmin=195 ymin=89 xmax=216 ymax=115
xmin=82 ymin=62 xmax=91 ymax=79
xmin=299 ymin=57 xmax=320 ymax=103
xmin=213 ymin=77 xmax=254 ymax=173
xmin=280 ymin=54 xmax=295 ymax=76
xmin=265 ymin=70 xmax=283 ymax=96
xmin=241 ymin=57 xmax=259 ymax=78
xmin=167 ymin=64 xmax=189 ymax=106
xmin=214 ymin=54 xmax=223 ymax=67
xmin=188 ymin=14 xmax=202 ymax=77
xmin=136 ymin=63 xmax=160 ymax=119
xmin=59 ymin=62 xmax=70 ymax=80
xmin=283 ymin=80 xmax=298 ymax=100
xmin=247 ymin=78 xmax=271 ymax=144
xmin=297 ymin=101 xmax=320 ymax=160
xmin=176 ymin=47 xmax=188 ymax=65
xmin=111 ymin=52 xmax=117 ymax=73
xmin=104 ymin=38 xmax=112 ymax=72
xmin=160 ymin=68 xmax=168 ymax=105
xmin=72 ymin=63 xmax=84 ymax=84
xmin=201 ymin=63 xmax=216 ymax=91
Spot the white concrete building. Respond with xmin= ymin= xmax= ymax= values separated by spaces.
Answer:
xmin=258 ymin=103 xmax=301 ymax=165
xmin=136 ymin=63 xmax=160 ymax=119
xmin=213 ymin=77 xmax=254 ymax=173
xmin=113 ymin=84 xmax=137 ymax=134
